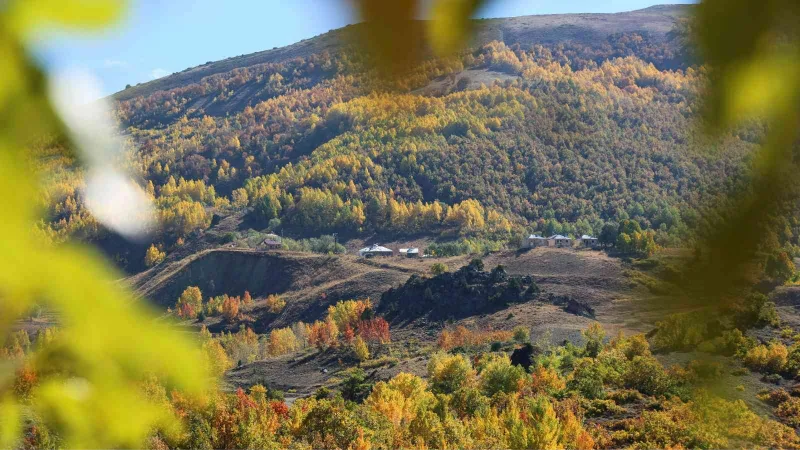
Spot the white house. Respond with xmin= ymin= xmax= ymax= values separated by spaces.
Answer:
xmin=548 ymin=235 xmax=572 ymax=248
xmin=581 ymin=235 xmax=599 ymax=248
xmin=359 ymin=244 xmax=394 ymax=258
xmin=399 ymin=248 xmax=420 ymax=258
xmin=523 ymin=234 xmax=549 ymax=248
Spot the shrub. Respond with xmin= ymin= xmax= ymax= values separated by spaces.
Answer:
xmin=607 ymin=389 xmax=643 ymax=404
xmin=222 ymin=296 xmax=240 ymax=321
xmin=427 ymin=352 xmax=476 ymax=394
xmin=176 ymin=286 xmax=203 ymax=319
xmin=700 ymin=328 xmax=752 ymax=357
xmin=623 ymin=355 xmax=672 ymax=396
xmin=512 ymin=326 xmax=530 ymax=345
xmin=327 ymin=299 xmax=372 ymax=330
xmin=144 ymin=244 xmax=166 ymax=267
xmin=582 ymin=322 xmax=606 ymax=358
xmin=450 ymin=386 xmax=490 ymax=417
xmin=733 ymin=292 xmax=780 ymax=328
xmin=266 ymin=294 xmax=286 ymax=313
xmin=430 ymin=263 xmax=448 ymax=276
xmin=757 ymin=388 xmax=791 ymax=406
xmin=776 ymin=397 xmax=800 ymax=427
xmin=784 ymin=344 xmax=800 ymax=377
xmin=569 ymin=358 xmax=606 ymax=399
xmin=341 ymin=368 xmax=373 ymax=403
xmin=651 ymin=313 xmax=706 ymax=351
xmin=523 ymin=365 xmax=566 ymax=396
xmin=766 ymin=251 xmax=796 ymax=284
xmin=266 ymin=327 xmax=300 ymax=356
xmin=608 ymin=332 xmax=652 ymax=361
xmin=437 ymin=326 xmax=513 ymax=351
xmin=353 ymin=336 xmax=370 ymax=361
xmin=582 ymin=398 xmax=626 ymax=417
xmin=478 ymin=354 xmax=525 ymax=397
xmin=744 ymin=342 xmax=788 ymax=373
xmin=357 ymin=317 xmax=391 ymax=344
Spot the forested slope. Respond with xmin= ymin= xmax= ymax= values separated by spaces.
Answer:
xmin=36 ymin=4 xmax=791 ymax=273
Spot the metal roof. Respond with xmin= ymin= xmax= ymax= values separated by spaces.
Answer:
xmin=360 ymin=244 xmax=393 ymax=253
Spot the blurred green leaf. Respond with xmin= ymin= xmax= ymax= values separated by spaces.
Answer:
xmin=0 ymin=1 xmax=209 ymax=447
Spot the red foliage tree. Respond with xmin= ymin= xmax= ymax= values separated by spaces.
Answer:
xmin=343 ymin=325 xmax=355 ymax=344
xmin=357 ymin=318 xmax=390 ymax=344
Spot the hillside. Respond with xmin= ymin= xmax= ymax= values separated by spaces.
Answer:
xmin=113 ymin=5 xmax=688 ymax=102
xmin=38 ymin=2 xmax=789 ymax=279
xmin=16 ymin=4 xmax=800 ymax=448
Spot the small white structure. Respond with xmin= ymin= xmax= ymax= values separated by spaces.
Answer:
xmin=548 ymin=235 xmax=572 ymax=248
xmin=399 ymin=248 xmax=420 ymax=258
xmin=359 ymin=244 xmax=394 ymax=258
xmin=581 ymin=235 xmax=599 ymax=248
xmin=264 ymin=233 xmax=281 ymax=242
xmin=523 ymin=234 xmax=549 ymax=248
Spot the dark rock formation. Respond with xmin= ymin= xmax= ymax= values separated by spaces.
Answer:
xmin=378 ymin=259 xmax=539 ymax=321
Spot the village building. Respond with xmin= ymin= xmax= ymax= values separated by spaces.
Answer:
xmin=399 ymin=248 xmax=420 ymax=258
xmin=359 ymin=244 xmax=394 ymax=258
xmin=523 ymin=234 xmax=549 ymax=248
xmin=548 ymin=234 xmax=573 ymax=248
xmin=581 ymin=234 xmax=600 ymax=248
xmin=261 ymin=239 xmax=281 ymax=250
xmin=260 ymin=233 xmax=282 ymax=250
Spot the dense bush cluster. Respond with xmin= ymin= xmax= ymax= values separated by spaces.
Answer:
xmin=8 ymin=322 xmax=798 ymax=449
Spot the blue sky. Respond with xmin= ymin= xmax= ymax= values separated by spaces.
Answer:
xmin=31 ymin=0 xmax=695 ymax=97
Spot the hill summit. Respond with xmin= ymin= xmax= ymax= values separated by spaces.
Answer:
xmin=114 ymin=4 xmax=689 ymax=101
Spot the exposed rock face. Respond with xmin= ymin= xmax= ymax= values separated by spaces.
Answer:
xmin=510 ymin=343 xmax=539 ymax=371
xmin=546 ymin=293 xmax=596 ymax=318
xmin=378 ymin=259 xmax=540 ymax=320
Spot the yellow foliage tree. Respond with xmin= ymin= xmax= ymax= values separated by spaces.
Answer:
xmin=267 ymin=327 xmax=300 ymax=356
xmin=175 ymin=286 xmax=203 ymax=319
xmin=353 ymin=336 xmax=370 ymax=361
xmin=144 ymin=244 xmax=166 ymax=267
xmin=266 ymin=294 xmax=286 ymax=314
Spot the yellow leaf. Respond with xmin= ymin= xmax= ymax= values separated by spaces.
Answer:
xmin=0 ymin=396 xmax=20 ymax=449
xmin=428 ymin=0 xmax=485 ymax=56
xmin=723 ymin=51 xmax=800 ymax=125
xmin=6 ymin=0 xmax=127 ymax=36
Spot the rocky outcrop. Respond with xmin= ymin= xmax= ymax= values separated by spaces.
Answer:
xmin=378 ymin=260 xmax=540 ymax=321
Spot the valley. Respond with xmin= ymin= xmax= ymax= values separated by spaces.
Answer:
xmin=125 ymin=242 xmax=674 ymax=389
xmin=11 ymin=2 xmax=800 ymax=448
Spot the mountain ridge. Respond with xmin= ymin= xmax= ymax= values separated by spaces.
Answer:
xmin=113 ymin=4 xmax=689 ymax=102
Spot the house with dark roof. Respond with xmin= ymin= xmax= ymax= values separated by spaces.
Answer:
xmin=261 ymin=239 xmax=282 ymax=250
xmin=399 ymin=248 xmax=420 ymax=258
xmin=523 ymin=234 xmax=549 ymax=248
xmin=548 ymin=235 xmax=573 ymax=248
xmin=581 ymin=234 xmax=600 ymax=248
